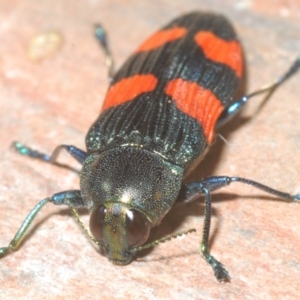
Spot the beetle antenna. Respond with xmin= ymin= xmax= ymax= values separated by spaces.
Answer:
xmin=70 ymin=206 xmax=103 ymax=247
xmin=132 ymin=228 xmax=196 ymax=252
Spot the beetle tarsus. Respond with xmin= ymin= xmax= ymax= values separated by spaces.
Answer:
xmin=12 ymin=141 xmax=51 ymax=161
xmin=0 ymin=246 xmax=12 ymax=258
xmin=292 ymin=194 xmax=300 ymax=202
xmin=94 ymin=24 xmax=114 ymax=79
xmin=11 ymin=141 xmax=87 ymax=166
xmin=204 ymin=253 xmax=231 ymax=282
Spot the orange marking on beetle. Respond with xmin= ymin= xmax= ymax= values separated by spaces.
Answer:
xmin=165 ymin=79 xmax=224 ymax=144
xmin=102 ymin=74 xmax=158 ymax=111
xmin=136 ymin=27 xmax=187 ymax=52
xmin=194 ymin=31 xmax=243 ymax=77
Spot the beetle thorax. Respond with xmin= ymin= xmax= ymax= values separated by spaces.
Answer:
xmin=80 ymin=146 xmax=184 ymax=224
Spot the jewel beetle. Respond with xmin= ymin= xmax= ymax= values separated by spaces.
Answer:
xmin=1 ymin=12 xmax=300 ymax=283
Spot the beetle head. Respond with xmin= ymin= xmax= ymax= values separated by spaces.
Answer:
xmin=89 ymin=202 xmax=152 ymax=264
xmin=81 ymin=146 xmax=184 ymax=263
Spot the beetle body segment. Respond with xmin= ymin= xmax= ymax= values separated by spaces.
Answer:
xmin=86 ymin=12 xmax=243 ymax=166
xmin=81 ymin=147 xmax=183 ymax=224
xmin=83 ymin=12 xmax=243 ymax=263
xmin=2 ymin=11 xmax=300 ymax=283
xmin=82 ymin=146 xmax=184 ymax=264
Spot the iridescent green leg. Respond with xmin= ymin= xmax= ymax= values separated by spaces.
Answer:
xmin=95 ymin=24 xmax=115 ymax=79
xmin=178 ymin=176 xmax=300 ymax=282
xmin=200 ymin=187 xmax=230 ymax=282
xmin=0 ymin=190 xmax=84 ymax=258
xmin=12 ymin=142 xmax=87 ymax=165
xmin=217 ymin=55 xmax=300 ymax=128
xmin=0 ymin=198 xmax=50 ymax=257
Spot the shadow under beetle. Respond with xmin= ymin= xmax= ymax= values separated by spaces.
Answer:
xmin=1 ymin=12 xmax=300 ymax=282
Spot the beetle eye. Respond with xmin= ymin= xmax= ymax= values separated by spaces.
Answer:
xmin=90 ymin=205 xmax=106 ymax=242
xmin=126 ymin=209 xmax=151 ymax=247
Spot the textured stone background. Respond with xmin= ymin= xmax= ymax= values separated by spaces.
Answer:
xmin=0 ymin=1 xmax=300 ymax=299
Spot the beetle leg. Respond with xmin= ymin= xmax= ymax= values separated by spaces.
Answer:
xmin=52 ymin=191 xmax=101 ymax=246
xmin=12 ymin=141 xmax=87 ymax=165
xmin=216 ymin=55 xmax=300 ymax=128
xmin=180 ymin=176 xmax=300 ymax=203
xmin=178 ymin=176 xmax=299 ymax=282
xmin=0 ymin=190 xmax=84 ymax=258
xmin=94 ymin=24 xmax=115 ymax=80
xmin=179 ymin=181 xmax=230 ymax=282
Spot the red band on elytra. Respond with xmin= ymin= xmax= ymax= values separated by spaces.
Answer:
xmin=102 ymin=74 xmax=158 ymax=111
xmin=194 ymin=31 xmax=243 ymax=77
xmin=136 ymin=27 xmax=187 ymax=52
xmin=165 ymin=78 xmax=224 ymax=144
